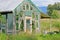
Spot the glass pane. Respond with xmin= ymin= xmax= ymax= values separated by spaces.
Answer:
xmin=31 ymin=6 xmax=33 ymax=10
xmin=20 ymin=11 xmax=23 ymax=17
xmin=26 ymin=19 xmax=30 ymax=30
xmin=23 ymin=6 xmax=25 ymax=10
xmin=2 ymin=29 xmax=5 ymax=33
xmin=25 ymin=11 xmax=31 ymax=16
xmin=36 ymin=15 xmax=38 ymax=20
xmin=26 ymin=4 xmax=29 ymax=10
xmin=26 ymin=20 xmax=30 ymax=23
xmin=36 ymin=22 xmax=38 ymax=27
xmin=20 ymin=20 xmax=24 ymax=31
xmin=8 ymin=14 xmax=13 ymax=30
xmin=16 ymin=15 xmax=19 ymax=21
xmin=16 ymin=23 xmax=18 ymax=30
xmin=32 ymin=13 xmax=35 ymax=18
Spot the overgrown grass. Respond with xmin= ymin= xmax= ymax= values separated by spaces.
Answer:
xmin=0 ymin=33 xmax=60 ymax=40
xmin=0 ymin=33 xmax=7 ymax=40
xmin=7 ymin=33 xmax=37 ymax=40
xmin=0 ymin=19 xmax=60 ymax=40
xmin=40 ymin=19 xmax=60 ymax=32
xmin=37 ymin=34 xmax=60 ymax=40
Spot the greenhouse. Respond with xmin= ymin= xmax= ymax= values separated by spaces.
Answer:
xmin=0 ymin=0 xmax=49 ymax=34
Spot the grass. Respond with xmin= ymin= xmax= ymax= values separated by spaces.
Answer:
xmin=0 ymin=33 xmax=7 ymax=40
xmin=40 ymin=19 xmax=60 ymax=32
xmin=38 ymin=34 xmax=60 ymax=40
xmin=0 ymin=33 xmax=60 ymax=40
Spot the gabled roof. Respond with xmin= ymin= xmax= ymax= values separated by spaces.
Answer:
xmin=0 ymin=0 xmax=41 ymax=12
xmin=0 ymin=0 xmax=23 ymax=12
xmin=26 ymin=0 xmax=41 ymax=13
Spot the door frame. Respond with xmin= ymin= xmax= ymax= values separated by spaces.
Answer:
xmin=24 ymin=16 xmax=32 ymax=32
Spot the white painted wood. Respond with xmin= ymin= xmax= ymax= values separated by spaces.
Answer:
xmin=34 ymin=12 xmax=37 ymax=31
xmin=25 ymin=5 xmax=26 ymax=11
xmin=30 ymin=17 xmax=32 ymax=33
xmin=29 ymin=4 xmax=30 ymax=10
xmin=24 ymin=17 xmax=26 ymax=32
xmin=18 ymin=16 xmax=20 ymax=30
xmin=13 ymin=11 xmax=16 ymax=34
xmin=18 ymin=13 xmax=24 ymax=31
xmin=38 ymin=14 xmax=40 ymax=32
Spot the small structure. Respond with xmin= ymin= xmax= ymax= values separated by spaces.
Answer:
xmin=0 ymin=0 xmax=49 ymax=34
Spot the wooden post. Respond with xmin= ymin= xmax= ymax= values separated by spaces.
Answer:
xmin=29 ymin=4 xmax=30 ymax=10
xmin=34 ymin=13 xmax=37 ymax=32
xmin=25 ymin=5 xmax=26 ymax=10
xmin=6 ymin=14 xmax=8 ymax=34
xmin=13 ymin=11 xmax=16 ymax=34
xmin=18 ymin=15 xmax=20 ymax=31
xmin=38 ymin=14 xmax=40 ymax=33
xmin=30 ymin=18 xmax=32 ymax=33
xmin=24 ymin=17 xmax=26 ymax=32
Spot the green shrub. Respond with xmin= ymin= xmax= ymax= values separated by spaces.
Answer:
xmin=0 ymin=33 xmax=7 ymax=40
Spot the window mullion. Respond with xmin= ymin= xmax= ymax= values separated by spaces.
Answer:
xmin=29 ymin=4 xmax=30 ymax=10
xmin=25 ymin=5 xmax=26 ymax=10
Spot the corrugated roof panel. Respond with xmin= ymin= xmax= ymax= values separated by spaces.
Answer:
xmin=0 ymin=0 xmax=23 ymax=12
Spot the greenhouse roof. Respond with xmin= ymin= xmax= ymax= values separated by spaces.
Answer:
xmin=0 ymin=0 xmax=23 ymax=12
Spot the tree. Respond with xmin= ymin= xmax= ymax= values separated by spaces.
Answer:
xmin=47 ymin=3 xmax=60 ymax=31
xmin=53 ymin=3 xmax=60 ymax=10
xmin=47 ymin=2 xmax=60 ymax=16
xmin=47 ymin=4 xmax=53 ymax=16
xmin=51 ymin=10 xmax=60 ymax=19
